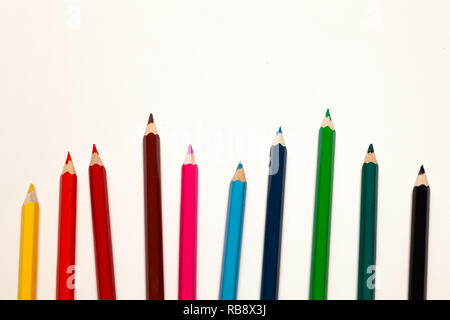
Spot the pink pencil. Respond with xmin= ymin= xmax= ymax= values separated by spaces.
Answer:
xmin=178 ymin=144 xmax=198 ymax=300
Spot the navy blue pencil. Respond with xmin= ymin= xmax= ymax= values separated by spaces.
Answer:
xmin=261 ymin=127 xmax=287 ymax=300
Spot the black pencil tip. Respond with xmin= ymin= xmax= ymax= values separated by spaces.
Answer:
xmin=367 ymin=144 xmax=374 ymax=153
xmin=419 ymin=165 xmax=425 ymax=175
xmin=148 ymin=113 xmax=154 ymax=124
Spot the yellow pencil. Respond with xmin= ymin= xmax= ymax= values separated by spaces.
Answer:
xmin=18 ymin=184 xmax=39 ymax=300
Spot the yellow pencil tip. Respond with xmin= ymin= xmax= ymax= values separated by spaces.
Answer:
xmin=27 ymin=184 xmax=35 ymax=193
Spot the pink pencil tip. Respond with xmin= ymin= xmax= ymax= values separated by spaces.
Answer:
xmin=187 ymin=144 xmax=194 ymax=154
xmin=65 ymin=152 xmax=72 ymax=164
xmin=92 ymin=144 xmax=98 ymax=154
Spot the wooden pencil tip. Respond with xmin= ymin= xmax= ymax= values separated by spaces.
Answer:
xmin=187 ymin=144 xmax=194 ymax=155
xmin=277 ymin=126 xmax=282 ymax=134
xmin=66 ymin=152 xmax=72 ymax=164
xmin=419 ymin=165 xmax=425 ymax=175
xmin=233 ymin=162 xmax=246 ymax=181
xmin=92 ymin=144 xmax=98 ymax=154
xmin=27 ymin=184 xmax=35 ymax=193
xmin=148 ymin=113 xmax=154 ymax=124
xmin=368 ymin=144 xmax=374 ymax=153
xmin=326 ymin=109 xmax=332 ymax=120
xmin=24 ymin=184 xmax=38 ymax=204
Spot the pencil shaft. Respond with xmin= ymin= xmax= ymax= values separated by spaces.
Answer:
xmin=220 ymin=180 xmax=246 ymax=300
xmin=178 ymin=164 xmax=198 ymax=300
xmin=56 ymin=172 xmax=77 ymax=300
xmin=408 ymin=185 xmax=430 ymax=300
xmin=261 ymin=144 xmax=287 ymax=300
xmin=310 ymin=126 xmax=335 ymax=300
xmin=357 ymin=162 xmax=378 ymax=300
xmin=89 ymin=164 xmax=116 ymax=300
xmin=144 ymin=133 xmax=164 ymax=300
xmin=18 ymin=202 xmax=39 ymax=300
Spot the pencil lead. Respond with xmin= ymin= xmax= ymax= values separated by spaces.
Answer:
xmin=184 ymin=144 xmax=196 ymax=165
xmin=63 ymin=152 xmax=76 ymax=174
xmin=326 ymin=109 xmax=332 ymax=120
xmin=24 ymin=184 xmax=38 ymax=204
xmin=66 ymin=152 xmax=72 ymax=164
xmin=148 ymin=113 xmax=154 ymax=124
xmin=232 ymin=162 xmax=246 ymax=181
xmin=27 ymin=184 xmax=35 ymax=194
xmin=92 ymin=144 xmax=98 ymax=154
xmin=272 ymin=128 xmax=286 ymax=146
xmin=368 ymin=144 xmax=374 ymax=153
xmin=419 ymin=165 xmax=425 ymax=175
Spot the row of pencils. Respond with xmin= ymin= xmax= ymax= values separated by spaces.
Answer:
xmin=17 ymin=110 xmax=430 ymax=300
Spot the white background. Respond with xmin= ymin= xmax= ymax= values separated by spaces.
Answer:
xmin=1 ymin=1 xmax=450 ymax=300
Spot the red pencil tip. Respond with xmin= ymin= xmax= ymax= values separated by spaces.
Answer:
xmin=187 ymin=144 xmax=194 ymax=155
xmin=148 ymin=113 xmax=154 ymax=124
xmin=65 ymin=152 xmax=72 ymax=164
xmin=92 ymin=144 xmax=98 ymax=154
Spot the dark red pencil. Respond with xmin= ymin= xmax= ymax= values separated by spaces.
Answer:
xmin=56 ymin=152 xmax=77 ymax=300
xmin=89 ymin=144 xmax=116 ymax=300
xmin=143 ymin=114 xmax=164 ymax=300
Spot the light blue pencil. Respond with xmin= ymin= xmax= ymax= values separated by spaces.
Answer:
xmin=220 ymin=162 xmax=247 ymax=300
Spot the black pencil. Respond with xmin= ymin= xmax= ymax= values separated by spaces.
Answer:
xmin=408 ymin=165 xmax=430 ymax=300
xmin=260 ymin=127 xmax=287 ymax=300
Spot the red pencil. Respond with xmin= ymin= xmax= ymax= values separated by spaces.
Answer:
xmin=56 ymin=152 xmax=77 ymax=300
xmin=89 ymin=144 xmax=116 ymax=300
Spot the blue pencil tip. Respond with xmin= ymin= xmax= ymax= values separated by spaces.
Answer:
xmin=236 ymin=162 xmax=243 ymax=170
xmin=277 ymin=126 xmax=282 ymax=134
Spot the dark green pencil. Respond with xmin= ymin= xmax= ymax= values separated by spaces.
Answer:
xmin=357 ymin=144 xmax=379 ymax=300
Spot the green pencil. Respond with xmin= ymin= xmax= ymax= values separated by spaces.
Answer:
xmin=357 ymin=144 xmax=378 ymax=300
xmin=310 ymin=109 xmax=336 ymax=300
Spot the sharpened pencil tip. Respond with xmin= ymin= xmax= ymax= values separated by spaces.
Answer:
xmin=187 ymin=144 xmax=194 ymax=155
xmin=27 ymin=184 xmax=35 ymax=193
xmin=148 ymin=113 xmax=154 ymax=124
xmin=368 ymin=144 xmax=374 ymax=153
xmin=326 ymin=109 xmax=331 ymax=120
xmin=237 ymin=162 xmax=243 ymax=170
xmin=277 ymin=126 xmax=282 ymax=134
xmin=65 ymin=152 xmax=72 ymax=164
xmin=419 ymin=165 xmax=425 ymax=175
xmin=92 ymin=144 xmax=98 ymax=154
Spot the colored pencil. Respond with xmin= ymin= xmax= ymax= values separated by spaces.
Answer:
xmin=56 ymin=153 xmax=78 ymax=300
xmin=89 ymin=144 xmax=116 ymax=300
xmin=357 ymin=144 xmax=378 ymax=300
xmin=408 ymin=165 xmax=430 ymax=300
xmin=220 ymin=162 xmax=247 ymax=300
xmin=143 ymin=114 xmax=164 ymax=300
xmin=18 ymin=184 xmax=39 ymax=300
xmin=178 ymin=145 xmax=198 ymax=300
xmin=310 ymin=109 xmax=336 ymax=300
xmin=261 ymin=127 xmax=287 ymax=300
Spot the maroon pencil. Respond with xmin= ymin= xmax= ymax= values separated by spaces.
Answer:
xmin=143 ymin=114 xmax=164 ymax=299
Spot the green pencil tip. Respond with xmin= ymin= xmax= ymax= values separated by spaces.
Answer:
xmin=368 ymin=144 xmax=374 ymax=153
xmin=326 ymin=109 xmax=331 ymax=120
